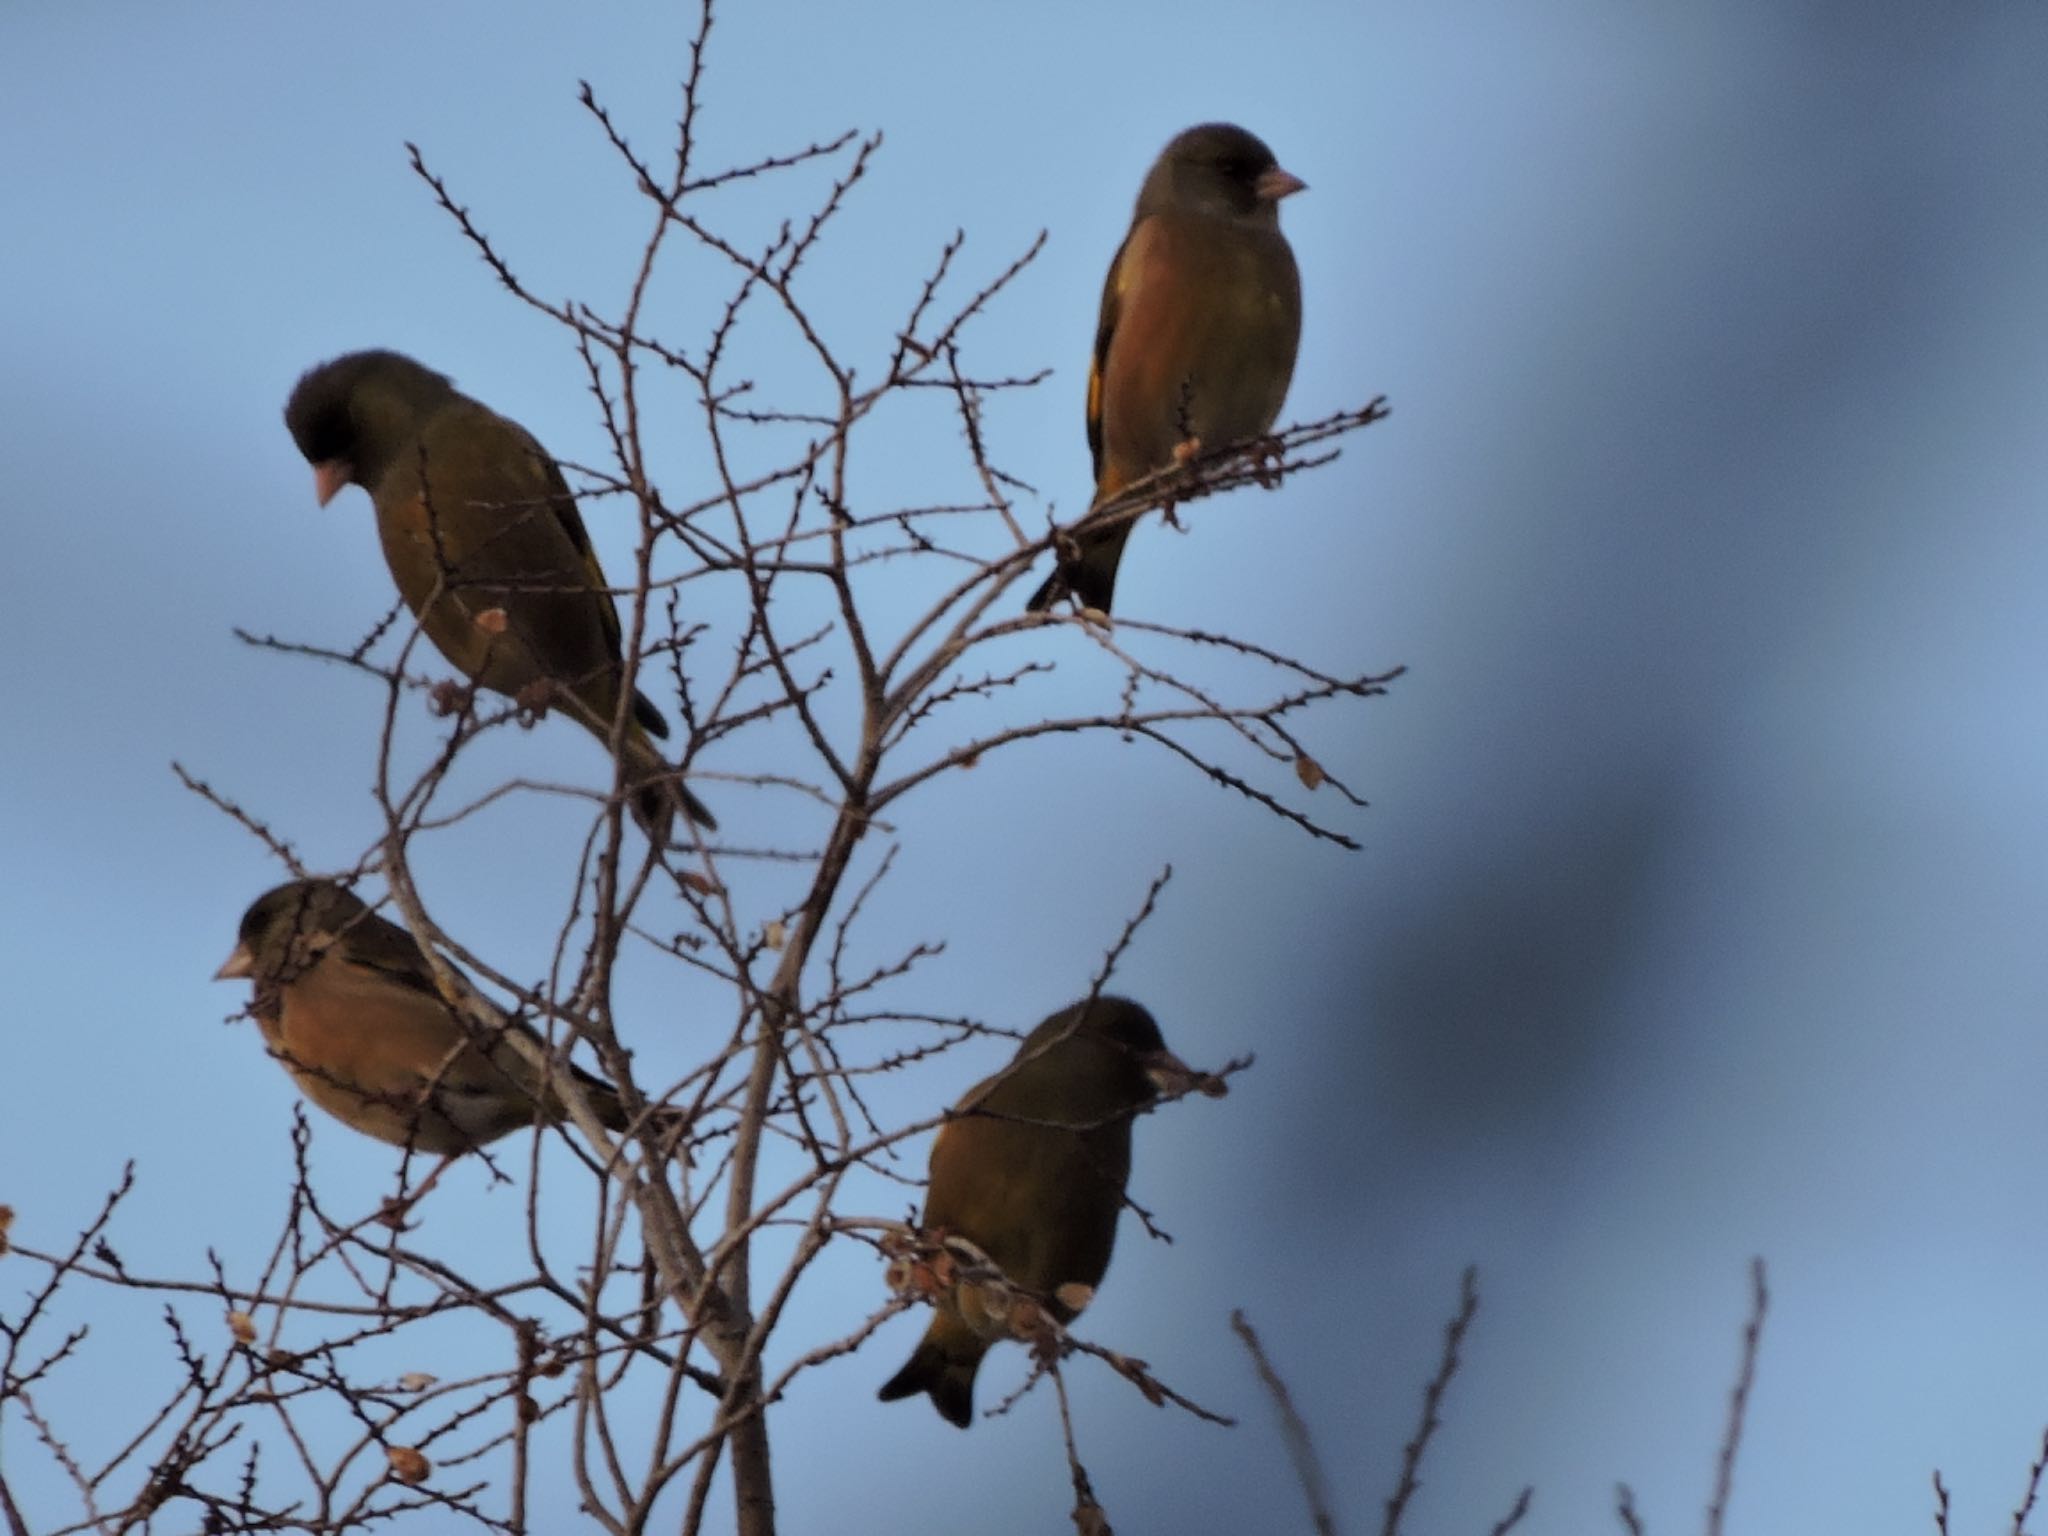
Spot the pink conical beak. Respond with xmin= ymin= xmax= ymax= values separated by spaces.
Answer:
xmin=1255 ymin=166 xmax=1307 ymax=202
xmin=311 ymin=460 xmax=352 ymax=507
xmin=1143 ymin=1048 xmax=1229 ymax=1099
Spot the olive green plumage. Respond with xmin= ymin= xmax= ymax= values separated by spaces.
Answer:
xmin=215 ymin=879 xmax=640 ymax=1155
xmin=877 ymin=996 xmax=1202 ymax=1427
xmin=1029 ymin=123 xmax=1305 ymax=615
xmin=283 ymin=349 xmax=714 ymax=834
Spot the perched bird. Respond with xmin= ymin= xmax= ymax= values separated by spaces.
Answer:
xmin=214 ymin=878 xmax=652 ymax=1157
xmin=283 ymin=349 xmax=715 ymax=836
xmin=1027 ymin=123 xmax=1305 ymax=615
xmin=877 ymin=996 xmax=1221 ymax=1427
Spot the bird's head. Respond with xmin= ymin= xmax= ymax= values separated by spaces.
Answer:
xmin=215 ymin=878 xmax=373 ymax=990
xmin=1140 ymin=122 xmax=1305 ymax=227
xmin=283 ymin=349 xmax=455 ymax=505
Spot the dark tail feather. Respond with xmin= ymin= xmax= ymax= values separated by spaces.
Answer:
xmin=877 ymin=1331 xmax=980 ymax=1429
xmin=566 ymin=696 xmax=711 ymax=832
xmin=1025 ymin=526 xmax=1128 ymax=616
xmin=1023 ymin=568 xmax=1064 ymax=613
xmin=632 ymin=688 xmax=672 ymax=741
xmin=620 ymin=731 xmax=717 ymax=836
xmin=632 ymin=776 xmax=718 ymax=837
xmin=624 ymin=696 xmax=717 ymax=830
xmin=570 ymin=1063 xmax=634 ymax=1133
xmin=569 ymin=1067 xmax=694 ymax=1158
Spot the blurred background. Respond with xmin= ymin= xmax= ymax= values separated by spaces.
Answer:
xmin=4 ymin=1 xmax=2046 ymax=1531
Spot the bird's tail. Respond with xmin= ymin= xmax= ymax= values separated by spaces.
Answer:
xmin=1025 ymin=522 xmax=1131 ymax=616
xmin=620 ymin=730 xmax=718 ymax=837
xmin=876 ymin=1314 xmax=986 ymax=1429
xmin=557 ymin=685 xmax=719 ymax=835
xmin=575 ymin=1065 xmax=693 ymax=1149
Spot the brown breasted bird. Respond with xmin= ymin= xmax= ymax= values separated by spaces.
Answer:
xmin=877 ymin=995 xmax=1220 ymax=1427
xmin=214 ymin=878 xmax=653 ymax=1158
xmin=1027 ymin=123 xmax=1304 ymax=615
xmin=283 ymin=349 xmax=715 ymax=836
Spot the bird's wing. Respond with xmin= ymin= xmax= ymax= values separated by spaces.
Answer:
xmin=329 ymin=909 xmax=445 ymax=1001
xmin=504 ymin=417 xmax=671 ymax=741
xmin=1085 ymin=220 xmax=1146 ymax=489
xmin=396 ymin=404 xmax=658 ymax=719
xmin=513 ymin=420 xmax=630 ymax=673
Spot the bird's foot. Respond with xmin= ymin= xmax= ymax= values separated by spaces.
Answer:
xmin=512 ymin=677 xmax=558 ymax=726
xmin=375 ymin=1193 xmax=421 ymax=1231
xmin=1250 ymin=434 xmax=1286 ymax=489
xmin=375 ymin=1153 xmax=457 ymax=1227
xmin=428 ymin=679 xmax=478 ymax=718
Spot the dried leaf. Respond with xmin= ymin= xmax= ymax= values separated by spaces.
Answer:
xmin=387 ymin=1446 xmax=431 ymax=1484
xmin=1294 ymin=753 xmax=1325 ymax=791
xmin=677 ymin=870 xmax=722 ymax=897
xmin=226 ymin=1311 xmax=257 ymax=1345
xmin=763 ymin=919 xmax=787 ymax=951
xmin=473 ymin=607 xmax=509 ymax=635
xmin=397 ymin=1372 xmax=437 ymax=1393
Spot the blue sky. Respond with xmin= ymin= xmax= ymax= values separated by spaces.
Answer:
xmin=5 ymin=1 xmax=2048 ymax=1532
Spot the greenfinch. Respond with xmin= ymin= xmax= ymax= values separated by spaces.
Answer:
xmin=1028 ymin=123 xmax=1305 ymax=615
xmin=214 ymin=878 xmax=647 ymax=1156
xmin=877 ymin=996 xmax=1219 ymax=1427
xmin=283 ymin=350 xmax=715 ymax=835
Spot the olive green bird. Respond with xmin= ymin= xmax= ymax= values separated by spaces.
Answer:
xmin=1028 ymin=122 xmax=1305 ymax=616
xmin=877 ymin=996 xmax=1219 ymax=1427
xmin=215 ymin=878 xmax=657 ymax=1156
xmin=283 ymin=350 xmax=715 ymax=835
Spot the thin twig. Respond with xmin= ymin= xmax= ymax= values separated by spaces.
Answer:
xmin=2011 ymin=1424 xmax=2048 ymax=1536
xmin=1382 ymin=1266 xmax=1481 ymax=1536
xmin=1231 ymin=1309 xmax=1338 ymax=1536
xmin=1617 ymin=1483 xmax=1646 ymax=1536
xmin=1705 ymin=1258 xmax=1769 ymax=1536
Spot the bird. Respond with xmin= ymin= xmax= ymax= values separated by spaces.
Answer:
xmin=282 ymin=349 xmax=715 ymax=837
xmin=1027 ymin=122 xmax=1305 ymax=616
xmin=876 ymin=995 xmax=1221 ymax=1427
xmin=214 ymin=878 xmax=658 ymax=1159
